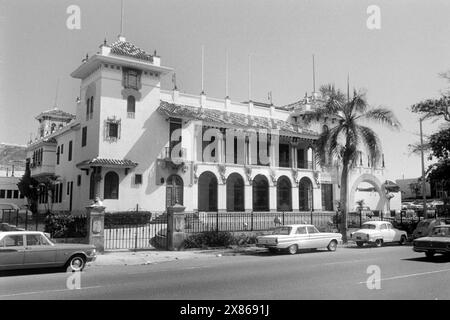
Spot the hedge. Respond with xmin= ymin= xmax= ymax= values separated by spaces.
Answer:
xmin=44 ymin=214 xmax=87 ymax=238
xmin=104 ymin=211 xmax=153 ymax=228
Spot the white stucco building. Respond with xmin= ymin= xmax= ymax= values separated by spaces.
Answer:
xmin=25 ymin=35 xmax=400 ymax=215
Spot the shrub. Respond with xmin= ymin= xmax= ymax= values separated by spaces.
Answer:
xmin=44 ymin=214 xmax=87 ymax=238
xmin=183 ymin=231 xmax=258 ymax=249
xmin=104 ymin=211 xmax=153 ymax=228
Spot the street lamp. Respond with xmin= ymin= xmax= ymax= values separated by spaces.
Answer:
xmin=419 ymin=117 xmax=428 ymax=218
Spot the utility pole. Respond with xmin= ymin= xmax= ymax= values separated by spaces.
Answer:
xmin=419 ymin=117 xmax=427 ymax=218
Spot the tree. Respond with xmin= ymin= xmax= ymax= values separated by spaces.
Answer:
xmin=302 ymin=84 xmax=401 ymax=242
xmin=17 ymin=161 xmax=39 ymax=214
xmin=37 ymin=175 xmax=60 ymax=213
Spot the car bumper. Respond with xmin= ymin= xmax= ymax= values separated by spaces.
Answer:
xmin=86 ymin=255 xmax=97 ymax=263
xmin=413 ymin=247 xmax=450 ymax=254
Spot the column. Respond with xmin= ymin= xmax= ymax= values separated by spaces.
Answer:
xmin=244 ymin=184 xmax=253 ymax=213
xmin=292 ymin=184 xmax=299 ymax=211
xmin=218 ymin=183 xmax=227 ymax=213
xmin=269 ymin=185 xmax=277 ymax=212
xmin=86 ymin=201 xmax=106 ymax=252
xmin=167 ymin=204 xmax=186 ymax=251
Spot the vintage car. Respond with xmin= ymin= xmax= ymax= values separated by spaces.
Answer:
xmin=413 ymin=225 xmax=450 ymax=258
xmin=0 ymin=231 xmax=96 ymax=271
xmin=350 ymin=221 xmax=408 ymax=247
xmin=412 ymin=219 xmax=447 ymax=239
xmin=256 ymin=224 xmax=342 ymax=254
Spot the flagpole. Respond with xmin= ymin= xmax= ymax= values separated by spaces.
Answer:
xmin=201 ymin=45 xmax=205 ymax=94
xmin=248 ymin=54 xmax=252 ymax=102
xmin=225 ymin=50 xmax=229 ymax=98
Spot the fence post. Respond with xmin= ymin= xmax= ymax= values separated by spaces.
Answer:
xmin=25 ymin=208 xmax=28 ymax=230
xmin=282 ymin=212 xmax=285 ymax=225
xmin=251 ymin=212 xmax=254 ymax=231
xmin=359 ymin=209 xmax=362 ymax=228
xmin=16 ymin=209 xmax=19 ymax=227
xmin=85 ymin=199 xmax=106 ymax=253
xmin=216 ymin=211 xmax=219 ymax=233
xmin=167 ymin=204 xmax=186 ymax=251
xmin=381 ymin=210 xmax=384 ymax=221
xmin=310 ymin=210 xmax=313 ymax=225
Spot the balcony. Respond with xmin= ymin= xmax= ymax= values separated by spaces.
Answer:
xmin=164 ymin=147 xmax=186 ymax=163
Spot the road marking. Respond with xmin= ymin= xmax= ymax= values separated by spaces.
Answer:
xmin=357 ymin=268 xmax=450 ymax=284
xmin=0 ymin=285 xmax=102 ymax=298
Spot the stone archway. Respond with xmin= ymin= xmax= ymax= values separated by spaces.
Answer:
xmin=349 ymin=174 xmax=386 ymax=211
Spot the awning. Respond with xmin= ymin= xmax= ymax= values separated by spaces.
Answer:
xmin=383 ymin=180 xmax=400 ymax=192
xmin=76 ymin=158 xmax=138 ymax=169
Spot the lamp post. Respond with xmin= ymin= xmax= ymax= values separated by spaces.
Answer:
xmin=419 ymin=117 xmax=427 ymax=218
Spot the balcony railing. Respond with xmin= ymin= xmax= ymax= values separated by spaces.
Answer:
xmin=164 ymin=147 xmax=186 ymax=162
xmin=298 ymin=160 xmax=313 ymax=170
xmin=127 ymin=112 xmax=135 ymax=119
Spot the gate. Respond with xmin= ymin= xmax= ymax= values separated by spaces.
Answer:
xmin=104 ymin=212 xmax=168 ymax=250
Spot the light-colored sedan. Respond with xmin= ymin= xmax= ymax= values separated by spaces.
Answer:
xmin=256 ymin=224 xmax=342 ymax=254
xmin=350 ymin=221 xmax=407 ymax=247
xmin=0 ymin=231 xmax=96 ymax=272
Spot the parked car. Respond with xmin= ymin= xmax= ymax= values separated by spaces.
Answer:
xmin=0 ymin=231 xmax=96 ymax=271
xmin=413 ymin=225 xmax=450 ymax=258
xmin=256 ymin=224 xmax=342 ymax=254
xmin=350 ymin=221 xmax=408 ymax=247
xmin=412 ymin=219 xmax=446 ymax=239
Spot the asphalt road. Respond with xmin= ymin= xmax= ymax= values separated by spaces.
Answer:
xmin=0 ymin=244 xmax=449 ymax=300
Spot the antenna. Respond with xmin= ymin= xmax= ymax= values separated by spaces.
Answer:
xmin=225 ymin=50 xmax=229 ymax=98
xmin=120 ymin=0 xmax=124 ymax=36
xmin=54 ymin=78 xmax=60 ymax=107
xmin=201 ymin=45 xmax=205 ymax=94
xmin=312 ymin=54 xmax=316 ymax=92
xmin=347 ymin=73 xmax=350 ymax=102
xmin=248 ymin=53 xmax=252 ymax=102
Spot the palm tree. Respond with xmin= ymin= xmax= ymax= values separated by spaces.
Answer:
xmin=302 ymin=84 xmax=401 ymax=243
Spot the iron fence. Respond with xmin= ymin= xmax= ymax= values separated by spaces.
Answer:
xmin=184 ymin=211 xmax=338 ymax=233
xmin=0 ymin=209 xmax=47 ymax=232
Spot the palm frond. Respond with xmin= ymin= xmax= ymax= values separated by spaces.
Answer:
xmin=360 ymin=107 xmax=401 ymax=128
xmin=358 ymin=125 xmax=382 ymax=165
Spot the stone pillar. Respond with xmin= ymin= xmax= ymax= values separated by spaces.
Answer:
xmin=244 ymin=184 xmax=253 ymax=213
xmin=217 ymin=183 xmax=227 ymax=213
xmin=86 ymin=200 xmax=106 ymax=253
xmin=167 ymin=204 xmax=186 ymax=251
xmin=292 ymin=184 xmax=299 ymax=211
xmin=269 ymin=185 xmax=277 ymax=212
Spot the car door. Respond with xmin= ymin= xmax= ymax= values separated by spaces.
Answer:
xmin=380 ymin=223 xmax=395 ymax=242
xmin=0 ymin=234 xmax=25 ymax=270
xmin=306 ymin=226 xmax=323 ymax=248
xmin=294 ymin=226 xmax=308 ymax=249
xmin=23 ymin=233 xmax=57 ymax=267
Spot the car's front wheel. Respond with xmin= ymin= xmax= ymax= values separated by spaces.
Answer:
xmin=375 ymin=239 xmax=383 ymax=247
xmin=425 ymin=251 xmax=435 ymax=259
xmin=66 ymin=255 xmax=86 ymax=272
xmin=356 ymin=241 xmax=364 ymax=247
xmin=327 ymin=240 xmax=337 ymax=252
xmin=287 ymin=244 xmax=298 ymax=255
xmin=399 ymin=235 xmax=407 ymax=245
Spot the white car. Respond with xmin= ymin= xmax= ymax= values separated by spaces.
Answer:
xmin=256 ymin=224 xmax=342 ymax=254
xmin=350 ymin=221 xmax=408 ymax=247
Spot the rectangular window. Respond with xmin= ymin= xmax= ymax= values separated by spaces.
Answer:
xmin=135 ymin=174 xmax=142 ymax=185
xmin=6 ymin=190 xmax=12 ymax=199
xmin=0 ymin=190 xmax=5 ymax=198
xmin=321 ymin=184 xmax=334 ymax=211
xmin=82 ymin=126 xmax=87 ymax=147
xmin=59 ymin=183 xmax=63 ymax=203
xmin=77 ymin=175 xmax=81 ymax=186
xmin=109 ymin=123 xmax=118 ymax=138
xmin=13 ymin=190 xmax=19 ymax=199
xmin=169 ymin=120 xmax=182 ymax=158
xmin=68 ymin=141 xmax=73 ymax=161
xmin=279 ymin=143 xmax=290 ymax=168
xmin=60 ymin=144 xmax=64 ymax=154
xmin=56 ymin=146 xmax=60 ymax=165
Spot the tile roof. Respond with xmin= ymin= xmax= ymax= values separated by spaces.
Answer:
xmin=76 ymin=158 xmax=138 ymax=168
xmin=35 ymin=108 xmax=76 ymax=120
xmin=109 ymin=39 xmax=154 ymax=62
xmin=157 ymin=101 xmax=319 ymax=139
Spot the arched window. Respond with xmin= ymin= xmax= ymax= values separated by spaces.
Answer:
xmin=51 ymin=123 xmax=56 ymax=133
xmin=104 ymin=171 xmax=119 ymax=199
xmin=277 ymin=176 xmax=292 ymax=211
xmin=299 ymin=177 xmax=313 ymax=211
xmin=166 ymin=175 xmax=183 ymax=207
xmin=226 ymin=173 xmax=244 ymax=212
xmin=198 ymin=171 xmax=218 ymax=212
xmin=252 ymin=175 xmax=269 ymax=212
xmin=127 ymin=95 xmax=136 ymax=118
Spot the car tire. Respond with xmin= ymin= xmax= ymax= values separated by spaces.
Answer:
xmin=356 ymin=241 xmax=364 ymax=248
xmin=327 ymin=240 xmax=338 ymax=252
xmin=375 ymin=239 xmax=383 ymax=247
xmin=66 ymin=255 xmax=86 ymax=272
xmin=399 ymin=235 xmax=407 ymax=245
xmin=425 ymin=251 xmax=435 ymax=259
xmin=287 ymin=244 xmax=298 ymax=255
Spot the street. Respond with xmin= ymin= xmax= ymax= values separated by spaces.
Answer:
xmin=0 ymin=244 xmax=449 ymax=300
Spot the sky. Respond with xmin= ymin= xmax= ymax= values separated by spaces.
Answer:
xmin=1 ymin=0 xmax=450 ymax=181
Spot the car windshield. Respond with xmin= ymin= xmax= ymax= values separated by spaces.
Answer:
xmin=273 ymin=227 xmax=292 ymax=235
xmin=431 ymin=227 xmax=450 ymax=237
xmin=361 ymin=224 xmax=377 ymax=230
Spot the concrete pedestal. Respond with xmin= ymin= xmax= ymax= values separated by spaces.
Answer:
xmin=86 ymin=204 xmax=105 ymax=253
xmin=167 ymin=204 xmax=187 ymax=251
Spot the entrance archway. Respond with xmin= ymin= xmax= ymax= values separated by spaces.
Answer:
xmin=349 ymin=174 xmax=386 ymax=212
xmin=198 ymin=171 xmax=218 ymax=211
xmin=226 ymin=173 xmax=245 ymax=212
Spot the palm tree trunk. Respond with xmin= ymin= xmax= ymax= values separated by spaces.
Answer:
xmin=340 ymin=163 xmax=349 ymax=243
